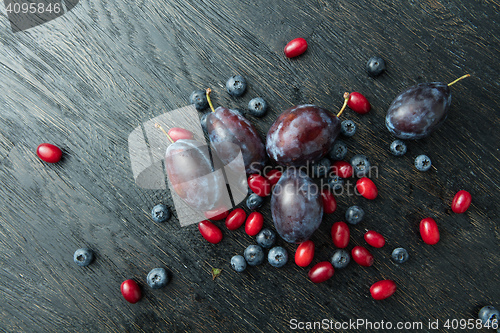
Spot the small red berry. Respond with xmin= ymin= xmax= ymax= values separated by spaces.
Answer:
xmin=364 ymin=230 xmax=385 ymax=248
xmin=295 ymin=240 xmax=315 ymax=267
xmin=198 ymin=220 xmax=223 ymax=244
xmin=451 ymin=190 xmax=472 ymax=214
xmin=204 ymin=207 xmax=230 ymax=221
xmin=356 ymin=177 xmax=378 ymax=200
xmin=284 ymin=38 xmax=308 ymax=58
xmin=225 ymin=208 xmax=246 ymax=231
xmin=120 ymin=279 xmax=142 ymax=304
xmin=420 ymin=217 xmax=440 ymax=245
xmin=265 ymin=169 xmax=282 ymax=186
xmin=370 ymin=280 xmax=397 ymax=300
xmin=347 ymin=92 xmax=371 ymax=114
xmin=351 ymin=246 xmax=374 ymax=267
xmin=308 ymin=261 xmax=334 ymax=283
xmin=320 ymin=189 xmax=337 ymax=214
xmin=331 ymin=161 xmax=353 ymax=178
xmin=36 ymin=143 xmax=63 ymax=163
xmin=245 ymin=212 xmax=264 ymax=236
xmin=248 ymin=174 xmax=271 ymax=197
xmin=167 ymin=127 xmax=194 ymax=142
xmin=331 ymin=222 xmax=350 ymax=249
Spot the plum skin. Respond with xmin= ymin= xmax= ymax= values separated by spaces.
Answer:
xmin=266 ymin=104 xmax=341 ymax=166
xmin=271 ymin=168 xmax=323 ymax=243
xmin=386 ymin=82 xmax=451 ymax=139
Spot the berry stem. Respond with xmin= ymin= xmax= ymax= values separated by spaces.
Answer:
xmin=336 ymin=92 xmax=350 ymax=118
xmin=448 ymin=74 xmax=470 ymax=86
xmin=206 ymin=88 xmax=216 ymax=113
xmin=154 ymin=123 xmax=174 ymax=143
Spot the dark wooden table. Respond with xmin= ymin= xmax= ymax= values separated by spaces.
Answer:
xmin=1 ymin=0 xmax=499 ymax=332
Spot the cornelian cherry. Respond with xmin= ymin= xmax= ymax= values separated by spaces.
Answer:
xmin=295 ymin=240 xmax=315 ymax=267
xmin=331 ymin=221 xmax=350 ymax=248
xmin=308 ymin=261 xmax=334 ymax=283
xmin=284 ymin=38 xmax=308 ymax=58
xmin=320 ymin=189 xmax=337 ymax=214
xmin=198 ymin=220 xmax=223 ymax=244
xmin=168 ymin=127 xmax=194 ymax=142
xmin=204 ymin=207 xmax=230 ymax=221
xmin=248 ymin=174 xmax=271 ymax=197
xmin=364 ymin=230 xmax=385 ymax=248
xmin=37 ymin=143 xmax=63 ymax=163
xmin=451 ymin=190 xmax=471 ymax=214
xmin=225 ymin=208 xmax=246 ymax=230
xmin=351 ymin=246 xmax=374 ymax=267
xmin=120 ymin=279 xmax=142 ymax=304
xmin=419 ymin=217 xmax=440 ymax=245
xmin=356 ymin=177 xmax=378 ymax=200
xmin=265 ymin=169 xmax=282 ymax=186
xmin=347 ymin=92 xmax=371 ymax=114
xmin=245 ymin=212 xmax=264 ymax=236
xmin=370 ymin=280 xmax=396 ymax=300
xmin=332 ymin=161 xmax=353 ymax=178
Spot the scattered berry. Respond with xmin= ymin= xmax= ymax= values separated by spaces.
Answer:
xmin=321 ymin=189 xmax=337 ymax=214
xmin=189 ymin=90 xmax=208 ymax=111
xmin=205 ymin=207 xmax=230 ymax=221
xmin=37 ymin=143 xmax=63 ymax=163
xmin=147 ymin=268 xmax=169 ymax=289
xmin=370 ymin=280 xmax=396 ymax=300
xmin=256 ymin=228 xmax=276 ymax=249
xmin=478 ymin=305 xmax=500 ymax=327
xmin=391 ymin=247 xmax=409 ymax=264
xmin=73 ymin=248 xmax=94 ymax=267
xmin=225 ymin=208 xmax=246 ymax=231
xmin=245 ymin=212 xmax=264 ymax=236
xmin=420 ymin=217 xmax=440 ymax=245
xmin=248 ymin=174 xmax=271 ymax=197
xmin=328 ymin=140 xmax=348 ymax=160
xmin=231 ymin=255 xmax=247 ymax=272
xmin=200 ymin=113 xmax=209 ymax=133
xmin=246 ymin=193 xmax=264 ymax=211
xmin=347 ymin=92 xmax=371 ymax=114
xmin=120 ymin=279 xmax=142 ymax=304
xmin=226 ymin=75 xmax=247 ymax=97
xmin=284 ymin=37 xmax=308 ymax=58
xmin=312 ymin=158 xmax=331 ymax=178
xmin=198 ymin=220 xmax=223 ymax=244
xmin=451 ymin=190 xmax=472 ymax=214
xmin=350 ymin=154 xmax=371 ymax=177
xmin=268 ymin=246 xmax=288 ymax=268
xmin=390 ymin=140 xmax=407 ymax=156
xmin=328 ymin=176 xmax=345 ymax=192
xmin=331 ymin=249 xmax=350 ymax=269
xmin=415 ymin=154 xmax=432 ymax=172
xmin=265 ymin=169 xmax=282 ymax=186
xmin=340 ymin=120 xmax=356 ymax=137
xmin=345 ymin=206 xmax=364 ymax=225
xmin=364 ymin=230 xmax=385 ymax=248
xmin=247 ymin=97 xmax=268 ymax=117
xmin=331 ymin=221 xmax=350 ymax=248
xmin=168 ymin=127 xmax=194 ymax=142
xmin=351 ymin=246 xmax=374 ymax=267
xmin=366 ymin=56 xmax=386 ymax=77
xmin=244 ymin=245 xmax=265 ymax=266
xmin=295 ymin=240 xmax=315 ymax=267
xmin=332 ymin=161 xmax=353 ymax=178
xmin=308 ymin=262 xmax=334 ymax=283
xmin=151 ymin=204 xmax=171 ymax=223
xmin=356 ymin=177 xmax=378 ymax=200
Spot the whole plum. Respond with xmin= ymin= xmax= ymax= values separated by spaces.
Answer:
xmin=266 ymin=104 xmax=341 ymax=166
xmin=271 ymin=168 xmax=323 ymax=243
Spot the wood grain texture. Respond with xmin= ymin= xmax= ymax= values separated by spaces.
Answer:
xmin=0 ymin=0 xmax=499 ymax=332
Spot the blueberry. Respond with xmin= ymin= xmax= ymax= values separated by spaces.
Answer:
xmin=331 ymin=249 xmax=350 ymax=269
xmin=268 ymin=246 xmax=288 ymax=268
xmin=478 ymin=306 xmax=500 ymax=327
xmin=328 ymin=176 xmax=345 ymax=193
xmin=246 ymin=192 xmax=264 ymax=210
xmin=350 ymin=155 xmax=371 ymax=177
xmin=247 ymin=97 xmax=268 ymax=117
xmin=189 ymin=90 xmax=208 ymax=111
xmin=391 ymin=247 xmax=409 ymax=264
xmin=231 ymin=255 xmax=247 ymax=272
xmin=243 ymin=245 xmax=265 ymax=266
xmin=366 ymin=56 xmax=386 ymax=77
xmin=415 ymin=154 xmax=431 ymax=172
xmin=340 ymin=120 xmax=356 ymax=137
xmin=328 ymin=140 xmax=348 ymax=160
xmin=151 ymin=204 xmax=171 ymax=223
xmin=73 ymin=248 xmax=94 ymax=267
xmin=312 ymin=158 xmax=331 ymax=178
xmin=256 ymin=228 xmax=276 ymax=249
xmin=345 ymin=206 xmax=364 ymax=225
xmin=200 ymin=113 xmax=209 ymax=133
xmin=226 ymin=75 xmax=247 ymax=97
xmin=390 ymin=140 xmax=407 ymax=156
xmin=147 ymin=268 xmax=169 ymax=289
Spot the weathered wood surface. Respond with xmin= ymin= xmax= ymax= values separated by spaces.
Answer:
xmin=0 ymin=0 xmax=499 ymax=332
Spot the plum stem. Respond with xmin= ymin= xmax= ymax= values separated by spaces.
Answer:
xmin=154 ymin=123 xmax=174 ymax=143
xmin=206 ymin=88 xmax=216 ymax=112
xmin=448 ymin=74 xmax=470 ymax=86
xmin=336 ymin=92 xmax=350 ymax=117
